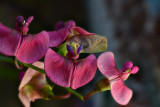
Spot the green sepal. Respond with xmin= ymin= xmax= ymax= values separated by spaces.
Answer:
xmin=23 ymin=85 xmax=36 ymax=98
xmin=84 ymin=78 xmax=110 ymax=100
xmin=40 ymin=84 xmax=54 ymax=100
xmin=93 ymin=78 xmax=110 ymax=92
xmin=57 ymin=42 xmax=68 ymax=56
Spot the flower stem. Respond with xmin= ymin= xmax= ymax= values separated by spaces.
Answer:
xmin=23 ymin=63 xmax=45 ymax=74
xmin=0 ymin=55 xmax=45 ymax=74
xmin=65 ymin=87 xmax=84 ymax=100
xmin=0 ymin=55 xmax=14 ymax=63
xmin=83 ymin=91 xmax=95 ymax=100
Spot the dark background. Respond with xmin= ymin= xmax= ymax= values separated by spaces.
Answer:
xmin=0 ymin=0 xmax=160 ymax=107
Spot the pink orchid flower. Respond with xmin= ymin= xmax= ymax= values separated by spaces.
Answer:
xmin=19 ymin=62 xmax=46 ymax=107
xmin=0 ymin=16 xmax=49 ymax=63
xmin=47 ymin=20 xmax=93 ymax=47
xmin=47 ymin=20 xmax=107 ymax=54
xmin=44 ymin=45 xmax=97 ymax=89
xmin=97 ymin=52 xmax=139 ymax=105
xmin=18 ymin=62 xmax=54 ymax=107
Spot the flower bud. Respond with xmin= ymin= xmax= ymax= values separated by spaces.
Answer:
xmin=84 ymin=78 xmax=110 ymax=100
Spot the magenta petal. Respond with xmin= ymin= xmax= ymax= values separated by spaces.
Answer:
xmin=97 ymin=52 xmax=119 ymax=80
xmin=26 ymin=16 xmax=34 ymax=25
xmin=48 ymin=28 xmax=70 ymax=47
xmin=0 ymin=23 xmax=20 ymax=56
xmin=16 ymin=16 xmax=24 ymax=25
xmin=111 ymin=78 xmax=133 ymax=105
xmin=16 ymin=31 xmax=49 ymax=63
xmin=44 ymin=49 xmax=74 ymax=87
xmin=73 ymin=27 xmax=94 ymax=35
xmin=54 ymin=20 xmax=75 ymax=31
xmin=65 ymin=20 xmax=76 ymax=30
xmin=123 ymin=61 xmax=133 ymax=70
xmin=48 ymin=20 xmax=75 ymax=47
xmin=130 ymin=66 xmax=139 ymax=74
xmin=121 ymin=73 xmax=130 ymax=81
xmin=71 ymin=54 xmax=97 ymax=89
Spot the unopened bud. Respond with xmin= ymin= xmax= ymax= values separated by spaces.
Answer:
xmin=93 ymin=78 xmax=110 ymax=92
xmin=84 ymin=78 xmax=110 ymax=100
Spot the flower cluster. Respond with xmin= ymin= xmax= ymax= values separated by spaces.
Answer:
xmin=0 ymin=16 xmax=139 ymax=107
